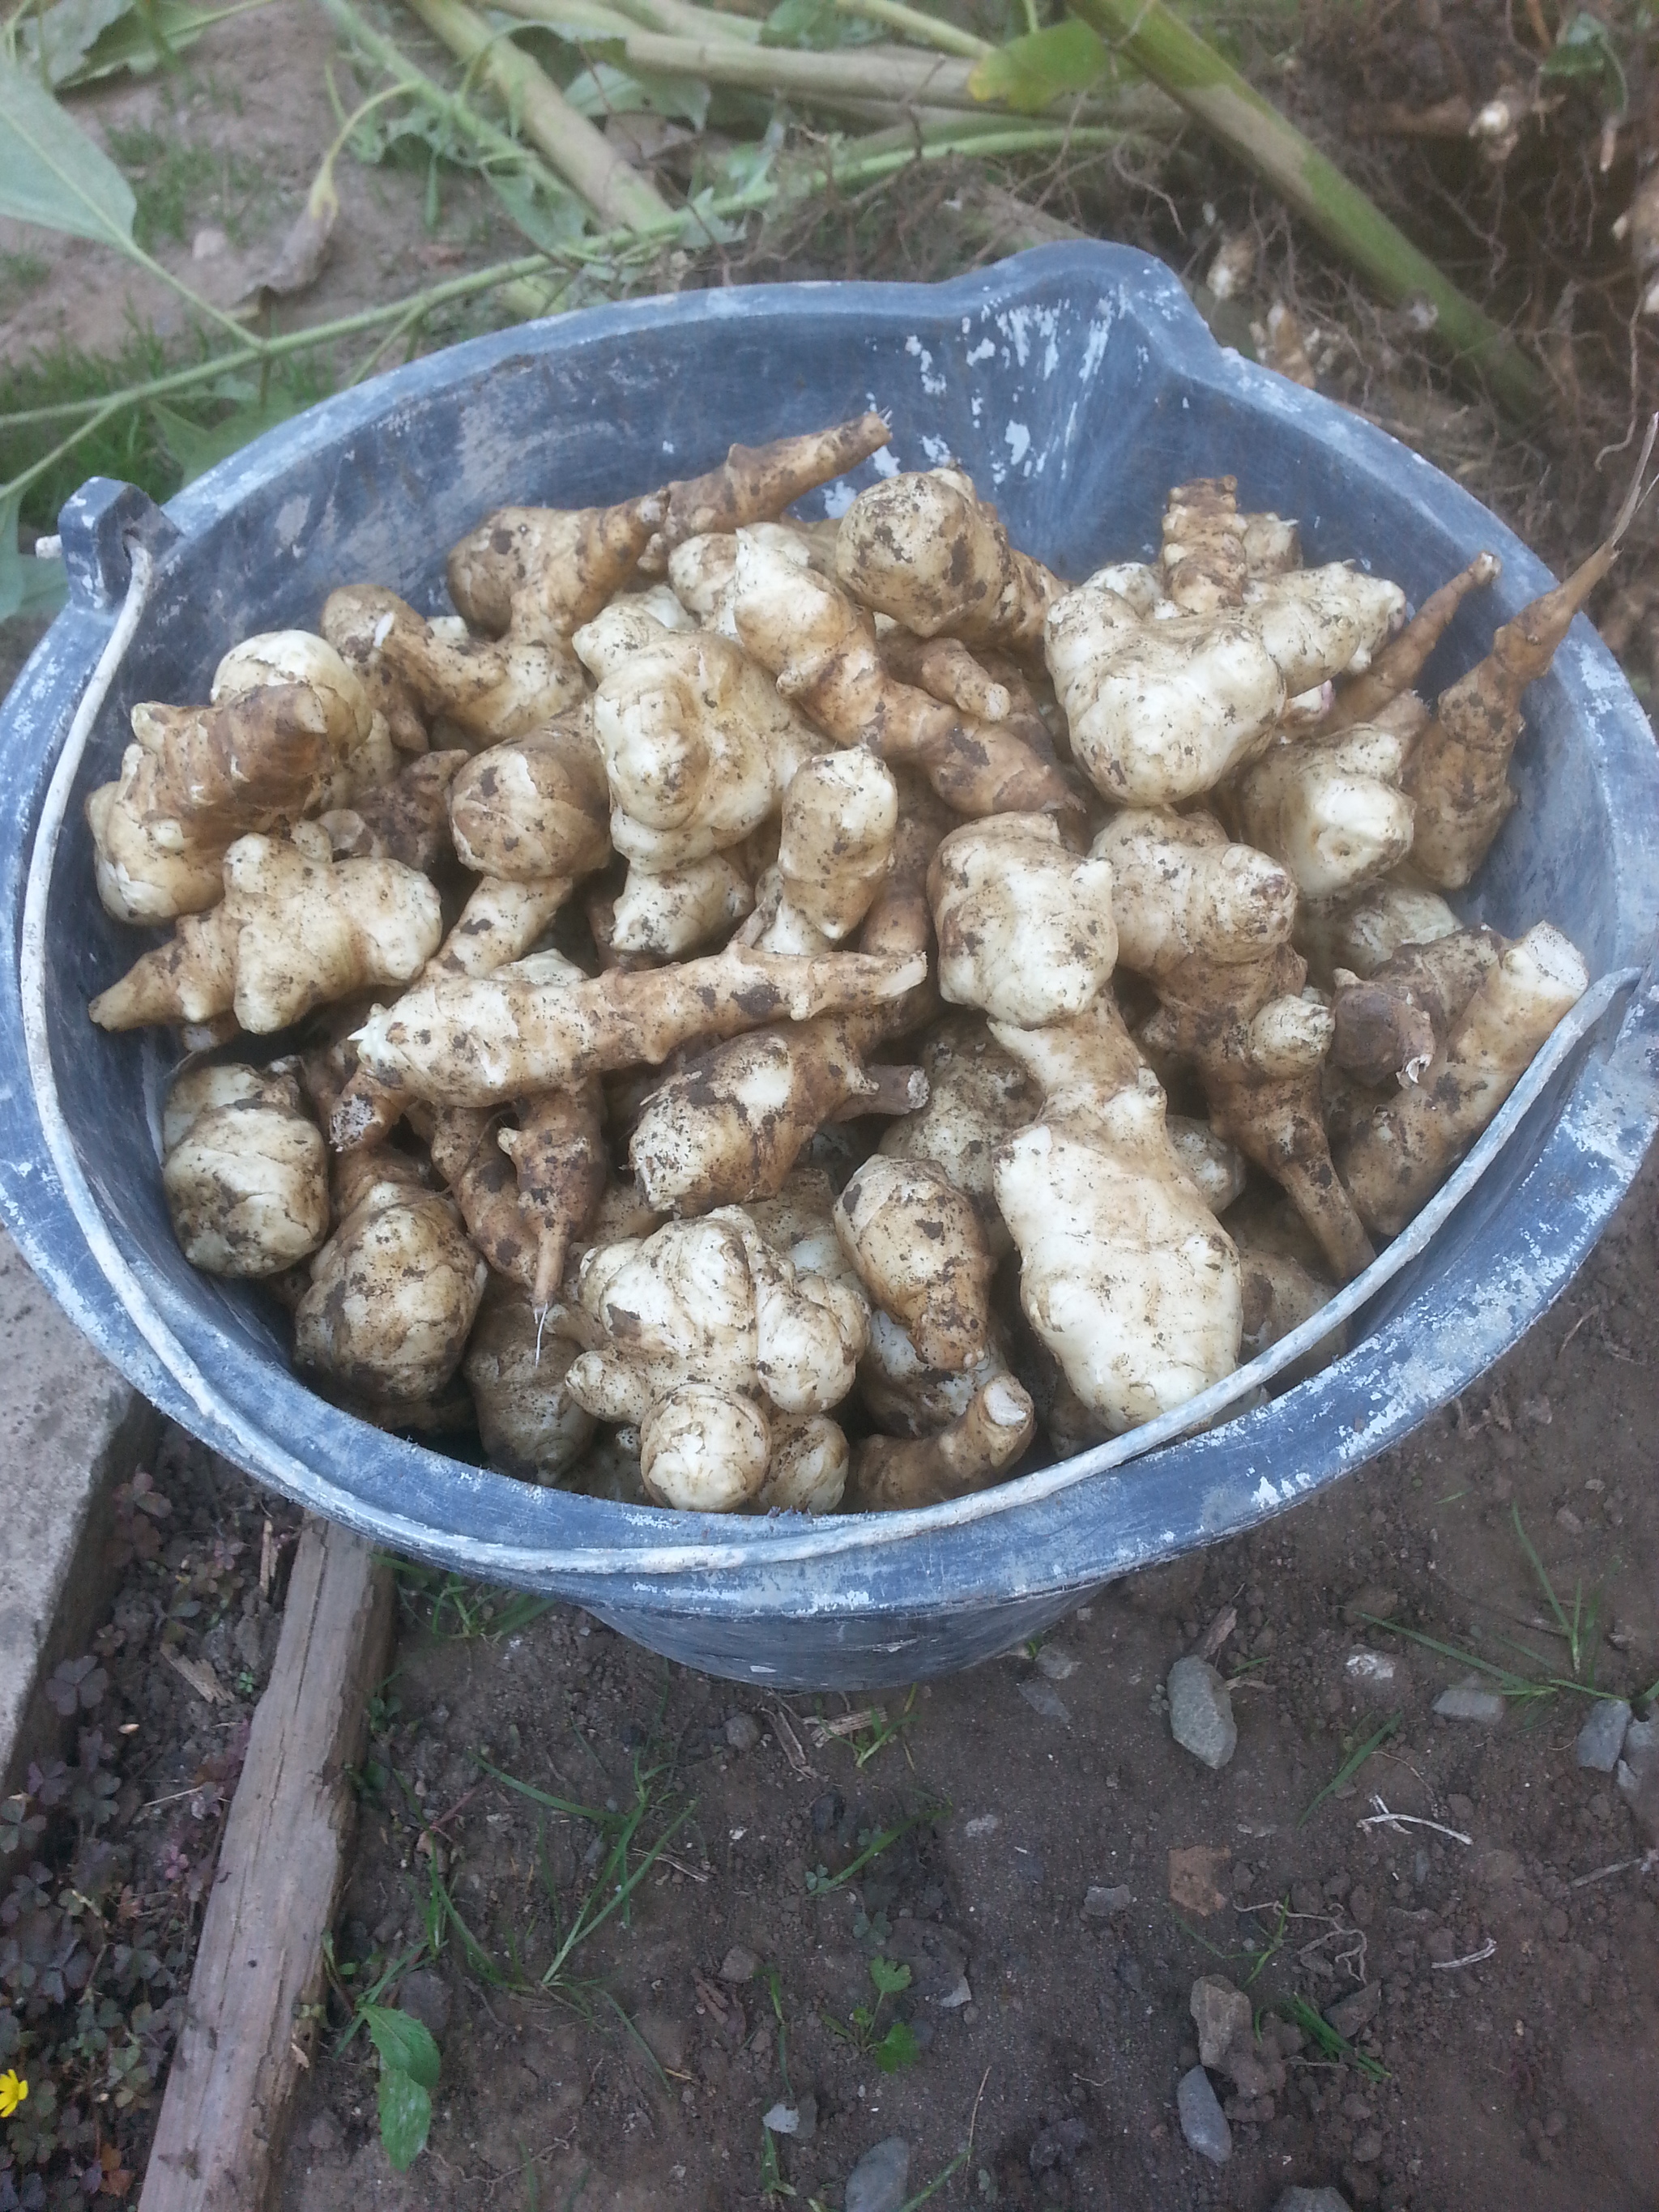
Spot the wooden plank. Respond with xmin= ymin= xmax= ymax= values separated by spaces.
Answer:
xmin=139 ymin=1518 xmax=395 ymax=2212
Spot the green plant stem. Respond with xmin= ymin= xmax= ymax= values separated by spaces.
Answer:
xmin=399 ymin=0 xmax=672 ymax=228
xmin=0 ymin=117 xmax=1121 ymax=500
xmin=833 ymin=0 xmax=988 ymax=56
xmin=609 ymin=0 xmax=764 ymax=39
xmin=1064 ymin=0 xmax=1549 ymax=416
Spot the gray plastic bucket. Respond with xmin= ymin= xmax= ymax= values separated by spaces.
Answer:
xmin=1 ymin=241 xmax=1655 ymax=1690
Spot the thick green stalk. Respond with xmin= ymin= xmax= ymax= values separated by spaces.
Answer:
xmin=607 ymin=0 xmax=763 ymax=41
xmin=400 ymin=0 xmax=672 ymax=229
xmin=1066 ymin=0 xmax=1546 ymax=417
xmin=833 ymin=0 xmax=987 ymax=56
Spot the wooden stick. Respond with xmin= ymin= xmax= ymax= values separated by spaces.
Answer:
xmin=1065 ymin=0 xmax=1548 ymax=419
xmin=138 ymin=1521 xmax=396 ymax=2212
xmin=401 ymin=0 xmax=672 ymax=232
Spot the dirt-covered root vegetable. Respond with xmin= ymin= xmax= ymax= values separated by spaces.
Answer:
xmin=1234 ymin=1235 xmax=1340 ymax=1362
xmin=754 ymin=1413 xmax=849 ymax=1514
xmin=1225 ymin=718 xmax=1419 ymax=900
xmin=433 ymin=875 xmax=575 ymax=978
xmin=321 ymin=748 xmax=468 ymax=872
xmin=630 ymin=1015 xmax=917 ymax=1214
xmin=877 ymin=1014 xmax=1040 ymax=1259
xmin=446 ymin=712 xmax=612 ymax=883
xmin=1404 ymin=463 xmax=1648 ymax=888
xmin=847 ymin=1375 xmax=1035 ymax=1513
xmin=834 ymin=467 xmax=1064 ymax=652
xmin=1242 ymin=511 xmax=1301 ymax=578
xmin=426 ymin=1106 xmax=547 ymax=1294
xmin=87 ymin=683 xmax=335 ymax=924
xmin=293 ymin=1153 xmax=487 ymax=1417
xmin=446 ymin=489 xmax=666 ymax=641
xmin=87 ymin=897 xmax=242 ymax=1031
xmin=160 ymin=1064 xmax=330 ymax=1276
xmin=834 ymin=1156 xmax=993 ymax=1374
xmin=1243 ymin=566 xmax=1405 ymax=694
xmin=567 ymin=1208 xmax=868 ymax=1429
xmin=1338 ymin=923 xmax=1589 ymax=1236
xmin=992 ymin=1073 xmax=1243 ymax=1431
xmin=211 ymin=630 xmax=392 ymax=807
xmin=985 ymin=991 xmax=1146 ymax=1126
xmin=876 ymin=631 xmax=1013 ymax=722
xmin=638 ymin=1384 xmax=770 ymax=1511
xmin=610 ymin=854 xmax=753 ymax=957
xmin=772 ymin=749 xmax=897 ymax=943
xmin=463 ymin=1279 xmax=597 ymax=1483
xmin=642 ymin=411 xmax=891 ymax=571
xmin=858 ymin=1308 xmax=1013 ymax=1439
xmin=355 ymin=940 xmax=926 ymax=1107
xmin=1044 ymin=587 xmax=1285 ymax=804
xmin=585 ymin=625 xmax=821 ymax=872
xmin=495 ymin=1080 xmax=608 ymax=1308
xmin=1324 ymin=552 xmax=1501 ymax=735
xmin=1330 ymin=926 xmax=1505 ymax=1087
xmin=320 ymin=585 xmax=585 ymax=745
xmin=1295 ymin=877 xmax=1461 ymax=984
xmin=1166 ymin=1116 xmax=1248 ymax=1213
xmin=1159 ymin=475 xmax=1249 ymax=613
xmin=730 ymin=532 xmax=1079 ymax=823
xmin=928 ymin=813 xmax=1117 ymax=1028
xmin=1094 ymin=808 xmax=1296 ymax=979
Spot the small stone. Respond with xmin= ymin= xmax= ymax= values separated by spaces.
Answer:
xmin=965 ymin=1813 xmax=1000 ymax=1836
xmin=844 ymin=2136 xmax=911 ymax=2212
xmin=1083 ymin=1884 xmax=1132 ymax=1920
xmin=1167 ymin=1657 xmax=1238 ymax=1770
xmin=1344 ymin=1651 xmax=1401 ymax=1701
xmin=1029 ymin=2115 xmax=1090 ymax=2171
xmin=724 ymin=1712 xmax=761 ymax=1752
xmin=1190 ymin=1975 xmax=1252 ymax=2069
xmin=1019 ymin=1679 xmax=1070 ymax=1724
xmin=1617 ymin=1716 xmax=1659 ymax=1839
xmin=1434 ymin=1680 xmax=1506 ymax=1724
xmin=719 ymin=1944 xmax=760 ymax=1984
xmin=1350 ymin=2130 xmax=1383 ymax=2165
xmin=1324 ymin=1983 xmax=1381 ymax=2040
xmin=190 ymin=224 xmax=229 ymax=261
xmin=811 ymin=1788 xmax=845 ymax=1834
xmin=793 ymin=2093 xmax=818 ymax=2143
xmin=1555 ymin=1507 xmax=1583 ymax=1535
xmin=1176 ymin=2065 xmax=1232 ymax=2166
xmin=1342 ymin=1586 xmax=1398 ymax=1626
xmin=306 ymin=2114 xmax=341 ymax=2152
xmin=1168 ymin=1844 xmax=1231 ymax=1916
xmin=1035 ymin=1644 xmax=1078 ymax=1681
xmin=764 ymin=2102 xmax=800 ymax=2136
xmin=398 ymin=1968 xmax=452 ymax=2047
xmin=1577 ymin=1699 xmax=1631 ymax=1772
xmin=1272 ymin=2192 xmax=1354 ymax=2212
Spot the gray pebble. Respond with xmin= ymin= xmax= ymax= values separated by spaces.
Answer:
xmin=844 ymin=2135 xmax=911 ymax=2212
xmin=1019 ymin=1679 xmax=1070 ymax=1724
xmin=1272 ymin=2190 xmax=1354 ymax=2212
xmin=719 ymin=1944 xmax=760 ymax=1984
xmin=1167 ymin=1657 xmax=1238 ymax=1770
xmin=1323 ymin=1982 xmax=1381 ymax=2040
xmin=1433 ymin=1681 xmax=1506 ymax=1724
xmin=1576 ymin=1700 xmax=1631 ymax=1772
xmin=1176 ymin=2065 xmax=1232 ymax=2164
xmin=724 ymin=1711 xmax=761 ymax=1752
xmin=1083 ymin=1884 xmax=1132 ymax=1919
xmin=1035 ymin=1644 xmax=1077 ymax=1681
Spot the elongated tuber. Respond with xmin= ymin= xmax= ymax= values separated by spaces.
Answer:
xmin=497 ymin=1076 xmax=608 ymax=1307
xmin=464 ymin=1277 xmax=596 ymax=1482
xmin=876 ymin=631 xmax=1013 ymax=722
xmin=646 ymin=412 xmax=890 ymax=566
xmin=447 ymin=712 xmax=612 ymax=882
xmin=834 ymin=468 xmax=1064 ymax=651
xmin=322 ymin=585 xmax=585 ymax=744
xmin=294 ymin=1151 xmax=487 ymax=1420
xmin=930 ymin=813 xmax=1117 ymax=1028
xmin=162 ymin=1063 xmax=330 ymax=1276
xmin=1329 ymin=926 xmax=1503 ymax=1087
xmin=355 ymin=940 xmax=925 ymax=1106
xmin=1338 ymin=923 xmax=1588 ymax=1234
xmin=1159 ymin=475 xmax=1248 ymax=613
xmin=834 ymin=1156 xmax=992 ymax=1372
xmin=1324 ymin=552 xmax=1501 ymax=735
xmin=446 ymin=489 xmax=666 ymax=640
xmin=847 ymin=1375 xmax=1035 ymax=1512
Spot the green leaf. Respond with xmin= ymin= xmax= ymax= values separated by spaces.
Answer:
xmin=761 ymin=0 xmax=884 ymax=49
xmin=868 ymin=1956 xmax=911 ymax=1997
xmin=16 ymin=0 xmax=134 ymax=87
xmin=59 ymin=0 xmax=273 ymax=83
xmin=0 ymin=60 xmax=137 ymax=241
xmin=871 ymin=2019 xmax=919 ymax=2072
xmin=150 ymin=393 xmax=309 ymax=484
xmin=562 ymin=59 xmax=709 ymax=127
xmin=362 ymin=2003 xmax=441 ymax=2091
xmin=1541 ymin=10 xmax=1627 ymax=113
xmin=376 ymin=2062 xmax=432 ymax=2170
xmin=0 ymin=488 xmax=68 ymax=625
xmin=967 ymin=19 xmax=1107 ymax=111
xmin=485 ymin=166 xmax=586 ymax=252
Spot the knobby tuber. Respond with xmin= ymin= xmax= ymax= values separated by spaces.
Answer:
xmin=930 ymin=813 xmax=1117 ymax=1028
xmin=463 ymin=1277 xmax=596 ymax=1482
xmin=847 ymin=1375 xmax=1035 ymax=1512
xmin=834 ymin=468 xmax=1064 ymax=651
xmin=833 ymin=1156 xmax=993 ymax=1374
xmin=162 ymin=1064 xmax=331 ymax=1276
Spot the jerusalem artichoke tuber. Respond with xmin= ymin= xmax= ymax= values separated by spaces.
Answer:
xmin=929 ymin=813 xmax=1118 ymax=1029
xmin=847 ymin=1375 xmax=1035 ymax=1512
xmin=1329 ymin=926 xmax=1503 ymax=1087
xmin=1324 ymin=552 xmax=1501 ymax=735
xmin=646 ymin=411 xmax=891 ymax=566
xmin=1225 ymin=714 xmax=1421 ymax=900
xmin=161 ymin=1063 xmax=331 ymax=1276
xmin=321 ymin=585 xmax=585 ymax=744
xmin=446 ymin=489 xmax=666 ymax=640
xmin=834 ymin=1156 xmax=993 ymax=1373
xmin=446 ymin=712 xmax=612 ymax=882
xmin=834 ymin=468 xmax=1064 ymax=652
xmin=876 ymin=1013 xmax=1039 ymax=1258
xmin=464 ymin=1277 xmax=597 ymax=1482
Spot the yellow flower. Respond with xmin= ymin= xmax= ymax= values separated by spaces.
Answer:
xmin=0 ymin=2071 xmax=27 ymax=2117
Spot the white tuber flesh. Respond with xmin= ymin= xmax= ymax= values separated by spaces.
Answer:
xmin=929 ymin=814 xmax=1118 ymax=1029
xmin=1338 ymin=923 xmax=1589 ymax=1235
xmin=1226 ymin=716 xmax=1420 ymax=900
xmin=161 ymin=1064 xmax=330 ymax=1276
xmin=464 ymin=1278 xmax=597 ymax=1482
xmin=847 ymin=1375 xmax=1035 ymax=1512
xmin=833 ymin=1156 xmax=993 ymax=1373
xmin=639 ymin=1384 xmax=771 ymax=1511
xmin=354 ymin=942 xmax=926 ymax=1107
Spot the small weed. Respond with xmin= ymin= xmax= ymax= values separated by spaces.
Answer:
xmin=0 ymin=253 xmax=49 ymax=294
xmin=103 ymin=123 xmax=259 ymax=249
xmin=390 ymin=1562 xmax=553 ymax=1641
xmin=1512 ymin=1503 xmax=1599 ymax=1680
xmin=821 ymin=1955 xmax=919 ymax=2072
xmin=1299 ymin=1714 xmax=1400 ymax=1826
xmin=360 ymin=2002 xmax=441 ymax=2171
xmin=803 ymin=1802 xmax=941 ymax=1896
xmin=851 ymin=1686 xmax=919 ymax=1770
xmin=1277 ymin=1992 xmax=1388 ymax=2082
